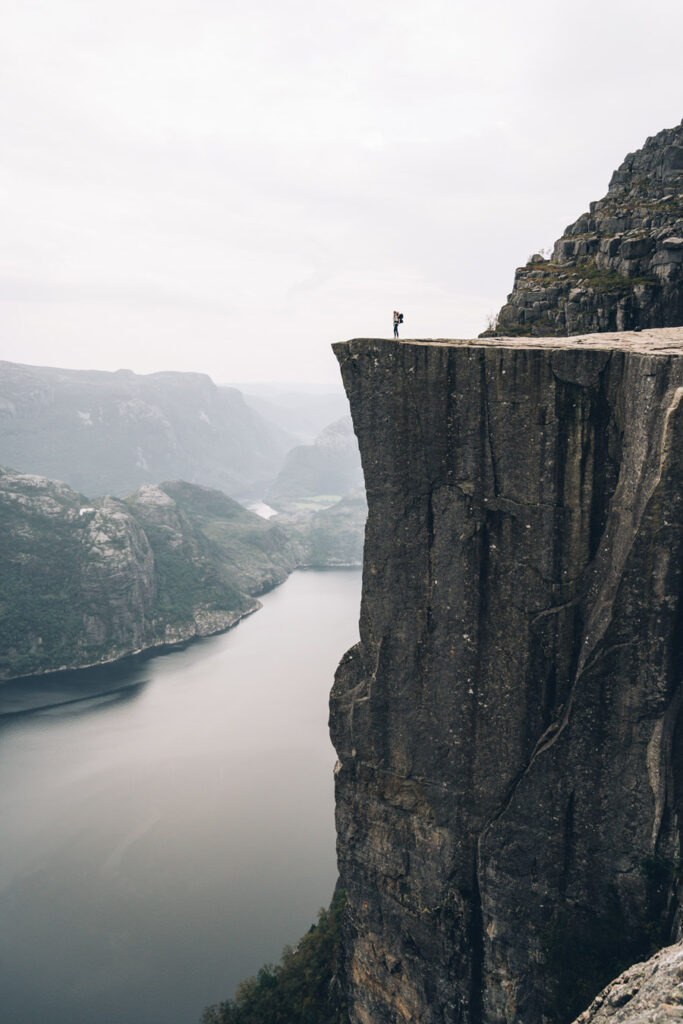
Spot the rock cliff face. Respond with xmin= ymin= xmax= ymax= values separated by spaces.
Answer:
xmin=571 ymin=939 xmax=683 ymax=1024
xmin=330 ymin=330 xmax=683 ymax=1024
xmin=485 ymin=121 xmax=683 ymax=337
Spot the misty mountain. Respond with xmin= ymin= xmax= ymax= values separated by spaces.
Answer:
xmin=279 ymin=490 xmax=367 ymax=567
xmin=265 ymin=416 xmax=364 ymax=510
xmin=0 ymin=361 xmax=289 ymax=499
xmin=234 ymin=384 xmax=350 ymax=444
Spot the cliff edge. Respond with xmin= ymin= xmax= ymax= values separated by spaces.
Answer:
xmin=331 ymin=330 xmax=683 ymax=1024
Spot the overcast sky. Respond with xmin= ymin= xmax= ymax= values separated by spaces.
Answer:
xmin=1 ymin=0 xmax=681 ymax=387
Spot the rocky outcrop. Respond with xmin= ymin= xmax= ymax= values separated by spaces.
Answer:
xmin=572 ymin=940 xmax=683 ymax=1024
xmin=0 ymin=471 xmax=300 ymax=680
xmin=330 ymin=330 xmax=683 ymax=1024
xmin=484 ymin=121 xmax=683 ymax=337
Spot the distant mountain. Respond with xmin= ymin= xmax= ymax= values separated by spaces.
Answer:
xmin=0 ymin=469 xmax=300 ymax=680
xmin=265 ymin=416 xmax=364 ymax=510
xmin=235 ymin=385 xmax=351 ymax=445
xmin=0 ymin=361 xmax=289 ymax=499
xmin=279 ymin=490 xmax=367 ymax=567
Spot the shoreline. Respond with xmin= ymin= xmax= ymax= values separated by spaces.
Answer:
xmin=0 ymin=601 xmax=262 ymax=690
xmin=0 ymin=564 xmax=363 ymax=699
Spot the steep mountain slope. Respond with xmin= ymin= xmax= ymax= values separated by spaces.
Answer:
xmin=484 ymin=120 xmax=683 ymax=337
xmin=0 ymin=469 xmax=299 ymax=680
xmin=0 ymin=361 xmax=288 ymax=498
xmin=331 ymin=330 xmax=683 ymax=1024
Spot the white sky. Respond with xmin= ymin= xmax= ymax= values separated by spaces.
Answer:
xmin=1 ymin=0 xmax=682 ymax=386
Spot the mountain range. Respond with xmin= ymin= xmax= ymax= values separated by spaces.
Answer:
xmin=0 ymin=361 xmax=290 ymax=499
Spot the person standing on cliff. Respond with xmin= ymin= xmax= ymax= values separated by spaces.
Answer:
xmin=393 ymin=310 xmax=403 ymax=337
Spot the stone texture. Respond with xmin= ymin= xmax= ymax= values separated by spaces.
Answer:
xmin=483 ymin=121 xmax=683 ymax=337
xmin=572 ymin=940 xmax=683 ymax=1024
xmin=330 ymin=330 xmax=683 ymax=1024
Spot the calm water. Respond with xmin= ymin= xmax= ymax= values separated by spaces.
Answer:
xmin=0 ymin=568 xmax=361 ymax=1024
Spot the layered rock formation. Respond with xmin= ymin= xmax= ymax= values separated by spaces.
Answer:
xmin=330 ymin=330 xmax=683 ymax=1024
xmin=484 ymin=121 xmax=683 ymax=337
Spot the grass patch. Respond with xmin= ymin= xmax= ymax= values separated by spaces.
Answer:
xmin=519 ymin=257 xmax=658 ymax=294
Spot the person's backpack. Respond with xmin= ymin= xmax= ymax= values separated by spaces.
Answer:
xmin=399 ymin=313 xmax=404 ymax=324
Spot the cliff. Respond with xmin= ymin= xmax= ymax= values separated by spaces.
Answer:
xmin=330 ymin=330 xmax=683 ymax=1024
xmin=0 ymin=471 xmax=300 ymax=680
xmin=484 ymin=121 xmax=683 ymax=337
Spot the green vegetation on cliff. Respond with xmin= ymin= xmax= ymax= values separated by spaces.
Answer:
xmin=0 ymin=469 xmax=301 ymax=680
xmin=0 ymin=467 xmax=364 ymax=681
xmin=201 ymin=893 xmax=348 ymax=1024
xmin=0 ymin=477 xmax=92 ymax=677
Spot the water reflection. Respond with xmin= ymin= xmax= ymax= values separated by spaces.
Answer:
xmin=0 ymin=568 xmax=361 ymax=1024
xmin=0 ymin=653 xmax=158 ymax=719
xmin=0 ymin=678 xmax=150 ymax=723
